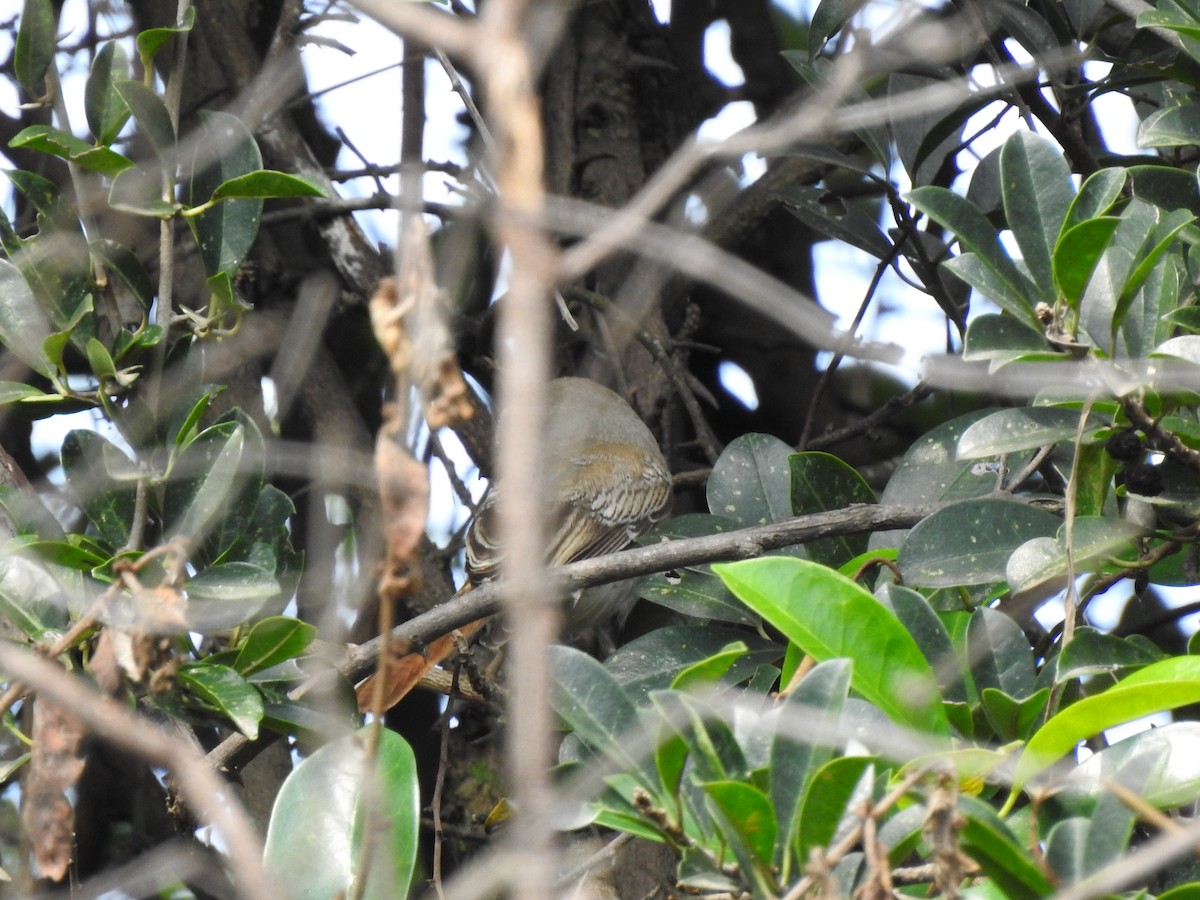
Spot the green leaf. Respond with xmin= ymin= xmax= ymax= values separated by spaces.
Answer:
xmin=1000 ymin=131 xmax=1074 ymax=294
xmin=1054 ymin=217 xmax=1122 ymax=308
xmin=9 ymin=125 xmax=135 ymax=177
xmin=86 ymin=338 xmax=117 ymax=381
xmin=605 ymin=625 xmax=777 ymax=705
xmin=788 ymin=452 xmax=875 ymax=567
xmin=958 ymin=795 xmax=1054 ymax=896
xmin=878 ymin=583 xmax=970 ymax=703
xmin=1054 ymin=627 xmax=1164 ymax=684
xmin=1005 ymin=517 xmax=1144 ymax=597
xmin=234 ymin=616 xmax=317 ymax=676
xmin=108 ymin=167 xmax=177 ymax=218
xmin=166 ymin=422 xmax=245 ymax=545
xmin=968 ymin=607 xmax=1037 ymax=700
xmin=638 ymin=515 xmax=762 ymax=626
xmin=1064 ymin=721 xmax=1200 ymax=810
xmin=15 ymin=0 xmax=56 ymax=97
xmin=796 ymin=756 xmax=876 ymax=864
xmin=898 ymin=498 xmax=1061 ymax=588
xmin=61 ymin=430 xmax=137 ymax=549
xmin=186 ymin=111 xmax=264 ymax=278
xmin=85 ymin=42 xmax=132 ymax=145
xmin=0 ymin=382 xmax=50 ymax=405
xmin=962 ymin=314 xmax=1050 ymax=362
xmin=1063 ymin=168 xmax=1126 ymax=232
xmin=1013 ymin=656 xmax=1200 ymax=792
xmin=0 ymin=260 xmax=54 ymax=378
xmin=706 ymin=433 xmax=795 ymax=526
xmin=957 ymin=407 xmax=1095 ymax=459
xmin=0 ymin=549 xmax=69 ymax=637
xmin=702 ymin=780 xmax=777 ymax=887
xmin=184 ymin=560 xmax=280 ymax=632
xmin=208 ymin=170 xmax=326 ymax=202
xmin=670 ymin=642 xmax=747 ymax=691
xmin=770 ymin=659 xmax=851 ymax=875
xmin=715 ymin=557 xmax=949 ymax=735
xmin=177 ymin=662 xmax=263 ymax=739
xmin=809 ymin=0 xmax=856 ymax=55
xmin=264 ymin=727 xmax=419 ymax=900
xmin=91 ymin=239 xmax=154 ymax=310
xmin=776 ymin=186 xmax=892 ymax=258
xmin=550 ymin=645 xmax=648 ymax=779
xmin=115 ymin=81 xmax=176 ymax=159
xmin=907 ymin=185 xmax=1038 ymax=326
xmin=135 ymin=7 xmax=196 ymax=68
xmin=1139 ymin=100 xmax=1200 ymax=147
xmin=980 ymin=687 xmax=1050 ymax=742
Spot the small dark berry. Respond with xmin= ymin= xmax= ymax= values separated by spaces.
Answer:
xmin=1105 ymin=429 xmax=1143 ymax=462
xmin=1124 ymin=463 xmax=1164 ymax=497
xmin=1133 ymin=568 xmax=1150 ymax=597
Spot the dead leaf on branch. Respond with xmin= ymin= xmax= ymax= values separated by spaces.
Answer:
xmin=370 ymin=220 xmax=475 ymax=431
xmin=22 ymin=699 xmax=87 ymax=882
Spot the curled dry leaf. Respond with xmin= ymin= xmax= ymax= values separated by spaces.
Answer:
xmin=23 ymin=699 xmax=87 ymax=882
xmin=376 ymin=425 xmax=431 ymax=603
xmin=370 ymin=219 xmax=475 ymax=431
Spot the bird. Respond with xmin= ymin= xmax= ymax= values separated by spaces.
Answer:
xmin=357 ymin=376 xmax=672 ymax=710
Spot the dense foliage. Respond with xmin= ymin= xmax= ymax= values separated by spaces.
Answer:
xmin=10 ymin=0 xmax=1200 ymax=898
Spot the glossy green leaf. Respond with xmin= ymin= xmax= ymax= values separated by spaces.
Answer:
xmin=1005 ymin=516 xmax=1144 ymax=597
xmin=235 ymin=616 xmax=318 ymax=676
xmin=167 ymin=422 xmax=245 ymax=544
xmin=1139 ymin=101 xmax=1200 ymax=147
xmin=878 ymin=583 xmax=969 ymax=703
xmin=551 ymin=645 xmax=645 ymax=775
xmin=108 ymin=167 xmax=177 ymax=218
xmin=115 ymin=81 xmax=176 ymax=159
xmin=957 ymin=407 xmax=1094 ymax=459
xmin=1000 ymin=131 xmax=1074 ymax=295
xmin=962 ymin=314 xmax=1050 ymax=362
xmin=177 ymin=662 xmax=263 ymax=739
xmin=789 ymin=451 xmax=875 ymax=567
xmin=796 ymin=756 xmax=875 ymax=864
xmin=1064 ymin=721 xmax=1200 ymax=810
xmin=0 ymin=260 xmax=54 ymax=378
xmin=61 ymin=430 xmax=137 ymax=549
xmin=809 ymin=0 xmax=856 ymax=55
xmin=638 ymin=515 xmax=761 ymax=626
xmin=968 ymin=607 xmax=1037 ymax=700
xmin=209 ymin=170 xmax=326 ymax=202
xmin=84 ymin=42 xmax=132 ymax=145
xmin=0 ymin=382 xmax=49 ymax=405
xmin=770 ymin=659 xmax=851 ymax=874
xmin=9 ymin=125 xmax=135 ymax=177
xmin=1054 ymin=217 xmax=1122 ymax=308
xmin=776 ymin=186 xmax=892 ymax=257
xmin=0 ymin=549 xmax=69 ymax=637
xmin=187 ymin=111 xmax=264 ymax=278
xmin=605 ymin=625 xmax=777 ymax=705
xmin=706 ymin=433 xmax=795 ymax=526
xmin=1054 ymin=627 xmax=1164 ymax=684
xmin=980 ymin=687 xmax=1049 ymax=742
xmin=670 ymin=642 xmax=747 ymax=691
xmin=907 ymin=185 xmax=1038 ymax=325
xmin=898 ymin=498 xmax=1061 ymax=588
xmin=715 ymin=557 xmax=949 ymax=734
xmin=1014 ymin=656 xmax=1200 ymax=791
xmin=15 ymin=0 xmax=55 ymax=97
xmin=264 ymin=726 xmax=419 ymax=900
xmin=702 ymin=780 xmax=777 ymax=883
xmin=135 ymin=7 xmax=196 ymax=68
xmin=958 ymin=795 xmax=1054 ymax=897
xmin=90 ymin=239 xmax=154 ymax=309
xmin=876 ymin=409 xmax=998 ymax=516
xmin=1063 ymin=168 xmax=1126 ymax=231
